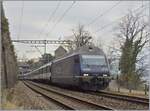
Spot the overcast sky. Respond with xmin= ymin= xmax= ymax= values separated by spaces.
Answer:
xmin=3 ymin=1 xmax=149 ymax=60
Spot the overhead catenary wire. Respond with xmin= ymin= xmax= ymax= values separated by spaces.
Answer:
xmin=94 ymin=4 xmax=148 ymax=33
xmin=87 ymin=4 xmax=148 ymax=51
xmin=86 ymin=1 xmax=121 ymax=26
xmin=31 ymin=45 xmax=43 ymax=56
xmin=18 ymin=1 xmax=24 ymax=40
xmin=38 ymin=1 xmax=61 ymax=38
xmin=46 ymin=1 xmax=76 ymax=37
xmin=93 ymin=4 xmax=149 ymax=55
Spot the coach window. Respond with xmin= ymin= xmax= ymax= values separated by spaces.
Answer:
xmin=45 ymin=67 xmax=47 ymax=73
xmin=41 ymin=69 xmax=43 ymax=74
xmin=48 ymin=67 xmax=50 ymax=72
xmin=46 ymin=66 xmax=48 ymax=73
xmin=49 ymin=66 xmax=51 ymax=72
xmin=36 ymin=70 xmax=38 ymax=74
xmin=43 ymin=68 xmax=45 ymax=73
xmin=46 ymin=67 xmax=48 ymax=73
xmin=42 ymin=68 xmax=44 ymax=73
xmin=46 ymin=67 xmax=47 ymax=73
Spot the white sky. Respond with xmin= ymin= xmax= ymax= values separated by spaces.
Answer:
xmin=3 ymin=1 xmax=149 ymax=60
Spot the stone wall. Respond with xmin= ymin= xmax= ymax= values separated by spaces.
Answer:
xmin=1 ymin=3 xmax=18 ymax=89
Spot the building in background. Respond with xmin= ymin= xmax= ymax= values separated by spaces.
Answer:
xmin=18 ymin=62 xmax=31 ymax=75
xmin=55 ymin=46 xmax=67 ymax=58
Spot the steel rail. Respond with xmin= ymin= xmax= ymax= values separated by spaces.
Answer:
xmin=90 ymin=90 xmax=149 ymax=106
xmin=24 ymin=81 xmax=113 ymax=110
xmin=23 ymin=81 xmax=74 ymax=110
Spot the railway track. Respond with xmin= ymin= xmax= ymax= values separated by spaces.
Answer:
xmin=23 ymin=81 xmax=149 ymax=109
xmin=23 ymin=81 xmax=113 ymax=110
xmin=90 ymin=90 xmax=149 ymax=106
xmin=23 ymin=81 xmax=73 ymax=110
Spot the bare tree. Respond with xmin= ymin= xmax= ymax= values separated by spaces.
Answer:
xmin=116 ymin=11 xmax=149 ymax=89
xmin=106 ymin=39 xmax=122 ymax=79
xmin=63 ymin=24 xmax=93 ymax=51
xmin=73 ymin=24 xmax=92 ymax=48
xmin=62 ymin=24 xmax=92 ymax=51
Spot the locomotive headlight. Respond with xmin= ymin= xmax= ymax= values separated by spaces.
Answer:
xmin=83 ymin=74 xmax=89 ymax=76
xmin=103 ymin=74 xmax=108 ymax=77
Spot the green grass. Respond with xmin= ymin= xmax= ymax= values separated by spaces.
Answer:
xmin=1 ymin=89 xmax=22 ymax=110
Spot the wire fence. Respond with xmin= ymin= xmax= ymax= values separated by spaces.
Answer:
xmin=107 ymin=79 xmax=149 ymax=96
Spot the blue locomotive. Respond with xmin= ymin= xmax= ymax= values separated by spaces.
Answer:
xmin=21 ymin=45 xmax=111 ymax=91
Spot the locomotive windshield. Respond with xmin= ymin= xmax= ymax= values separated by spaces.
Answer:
xmin=81 ymin=55 xmax=107 ymax=66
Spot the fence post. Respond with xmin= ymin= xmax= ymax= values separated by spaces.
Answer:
xmin=117 ymin=75 xmax=120 ymax=92
xmin=118 ymin=84 xmax=120 ymax=92
xmin=145 ymin=84 xmax=147 ymax=95
xmin=129 ymin=88 xmax=131 ymax=93
xmin=129 ymin=82 xmax=132 ymax=93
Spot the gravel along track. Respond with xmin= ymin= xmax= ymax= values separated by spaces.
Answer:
xmin=23 ymin=81 xmax=112 ymax=110
xmin=23 ymin=82 xmax=73 ymax=110
xmin=92 ymin=91 xmax=149 ymax=105
xmin=27 ymin=81 xmax=149 ymax=110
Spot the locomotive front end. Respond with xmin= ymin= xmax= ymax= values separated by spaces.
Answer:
xmin=78 ymin=54 xmax=111 ymax=91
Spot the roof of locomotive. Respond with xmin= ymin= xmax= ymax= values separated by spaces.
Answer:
xmin=53 ymin=45 xmax=105 ymax=63
xmin=73 ymin=45 xmax=104 ymax=55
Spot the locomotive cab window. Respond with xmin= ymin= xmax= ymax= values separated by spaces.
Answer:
xmin=81 ymin=55 xmax=107 ymax=66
